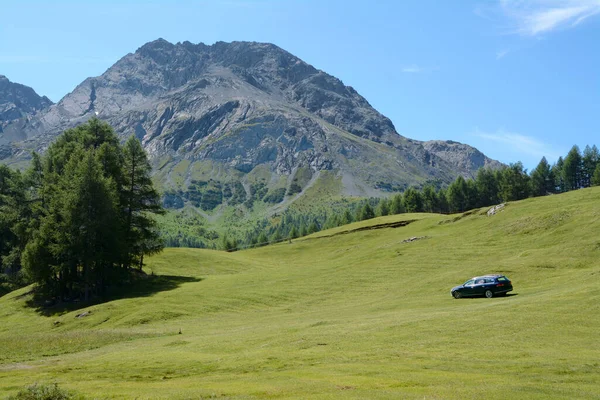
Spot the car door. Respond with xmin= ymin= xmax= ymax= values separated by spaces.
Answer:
xmin=472 ymin=278 xmax=487 ymax=296
xmin=462 ymin=279 xmax=476 ymax=296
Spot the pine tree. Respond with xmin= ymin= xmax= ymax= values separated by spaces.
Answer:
xmin=271 ymin=229 xmax=282 ymax=242
xmin=221 ymin=235 xmax=233 ymax=251
xmin=447 ymin=176 xmax=468 ymax=213
xmin=475 ymin=168 xmax=499 ymax=207
xmin=553 ymin=157 xmax=565 ymax=193
xmin=465 ymin=179 xmax=479 ymax=210
xmin=121 ymin=136 xmax=164 ymax=268
xmin=256 ymin=231 xmax=269 ymax=246
xmin=582 ymin=145 xmax=599 ymax=188
xmin=498 ymin=163 xmax=530 ymax=201
xmin=375 ymin=198 xmax=390 ymax=216
xmin=341 ymin=209 xmax=354 ymax=225
xmin=359 ymin=203 xmax=375 ymax=220
xmin=562 ymin=145 xmax=583 ymax=191
xmin=402 ymin=187 xmax=423 ymax=213
xmin=437 ymin=188 xmax=449 ymax=213
xmin=390 ymin=193 xmax=405 ymax=214
xmin=421 ymin=185 xmax=438 ymax=213
xmin=308 ymin=220 xmax=319 ymax=234
xmin=592 ymin=164 xmax=600 ymax=186
xmin=63 ymin=151 xmax=121 ymax=300
xmin=0 ymin=166 xmax=25 ymax=280
xmin=530 ymin=157 xmax=554 ymax=197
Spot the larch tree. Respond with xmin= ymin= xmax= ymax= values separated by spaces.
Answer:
xmin=121 ymin=135 xmax=164 ymax=269
xmin=530 ymin=157 xmax=554 ymax=197
xmin=582 ymin=145 xmax=599 ymax=188
xmin=402 ymin=187 xmax=423 ymax=213
xmin=562 ymin=145 xmax=583 ymax=191
xmin=592 ymin=164 xmax=600 ymax=186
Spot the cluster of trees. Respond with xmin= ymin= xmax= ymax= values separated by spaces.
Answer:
xmin=228 ymin=144 xmax=600 ymax=250
xmin=0 ymin=119 xmax=164 ymax=300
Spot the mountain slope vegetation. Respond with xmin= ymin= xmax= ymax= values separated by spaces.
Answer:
xmin=1 ymin=187 xmax=599 ymax=399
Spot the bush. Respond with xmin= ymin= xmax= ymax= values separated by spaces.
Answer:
xmin=8 ymin=383 xmax=83 ymax=400
xmin=263 ymin=188 xmax=286 ymax=203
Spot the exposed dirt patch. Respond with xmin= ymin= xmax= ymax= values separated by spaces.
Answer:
xmin=402 ymin=236 xmax=428 ymax=243
xmin=309 ymin=219 xmax=417 ymax=239
xmin=439 ymin=209 xmax=481 ymax=224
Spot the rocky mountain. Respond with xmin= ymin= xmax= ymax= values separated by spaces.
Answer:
xmin=0 ymin=75 xmax=53 ymax=152
xmin=0 ymin=39 xmax=501 ymax=212
xmin=423 ymin=140 xmax=503 ymax=176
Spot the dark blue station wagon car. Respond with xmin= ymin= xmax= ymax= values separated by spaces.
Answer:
xmin=451 ymin=275 xmax=513 ymax=299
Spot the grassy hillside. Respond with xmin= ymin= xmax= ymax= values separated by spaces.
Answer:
xmin=1 ymin=187 xmax=599 ymax=399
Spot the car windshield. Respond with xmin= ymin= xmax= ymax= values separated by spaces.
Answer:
xmin=463 ymin=279 xmax=475 ymax=286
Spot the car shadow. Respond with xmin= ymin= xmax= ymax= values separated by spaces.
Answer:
xmin=26 ymin=274 xmax=202 ymax=316
xmin=464 ymin=293 xmax=519 ymax=299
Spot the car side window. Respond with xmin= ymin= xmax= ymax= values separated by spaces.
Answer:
xmin=484 ymin=278 xmax=494 ymax=284
xmin=464 ymin=279 xmax=475 ymax=286
xmin=475 ymin=279 xmax=485 ymax=285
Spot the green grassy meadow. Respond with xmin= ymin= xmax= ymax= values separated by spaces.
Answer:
xmin=1 ymin=188 xmax=599 ymax=399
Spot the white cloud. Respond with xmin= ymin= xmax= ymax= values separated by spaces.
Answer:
xmin=498 ymin=0 xmax=600 ymax=36
xmin=496 ymin=49 xmax=510 ymax=59
xmin=401 ymin=65 xmax=422 ymax=73
xmin=473 ymin=129 xmax=561 ymax=160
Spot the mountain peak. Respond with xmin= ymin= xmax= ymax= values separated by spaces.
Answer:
xmin=1 ymin=40 xmax=500 ymax=207
xmin=138 ymin=37 xmax=174 ymax=50
xmin=0 ymin=75 xmax=53 ymax=127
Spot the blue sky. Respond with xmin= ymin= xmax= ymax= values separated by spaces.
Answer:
xmin=1 ymin=0 xmax=599 ymax=170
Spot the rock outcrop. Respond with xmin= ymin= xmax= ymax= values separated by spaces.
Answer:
xmin=0 ymin=75 xmax=52 ymax=148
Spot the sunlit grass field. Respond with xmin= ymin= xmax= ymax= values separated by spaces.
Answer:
xmin=1 ymin=187 xmax=599 ymax=399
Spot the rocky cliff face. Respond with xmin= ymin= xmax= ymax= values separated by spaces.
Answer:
xmin=0 ymin=75 xmax=52 ymax=150
xmin=1 ymin=39 xmax=501 ymax=210
xmin=423 ymin=140 xmax=503 ymax=176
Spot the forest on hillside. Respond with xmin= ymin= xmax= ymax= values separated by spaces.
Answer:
xmin=166 ymin=144 xmax=600 ymax=251
xmin=0 ymin=119 xmax=164 ymax=300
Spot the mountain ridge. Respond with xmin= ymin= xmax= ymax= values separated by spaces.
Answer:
xmin=0 ymin=39 xmax=502 ymax=211
xmin=0 ymin=75 xmax=53 ymax=153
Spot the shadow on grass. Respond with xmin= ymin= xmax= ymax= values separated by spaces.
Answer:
xmin=463 ymin=293 xmax=519 ymax=300
xmin=27 ymin=274 xmax=202 ymax=317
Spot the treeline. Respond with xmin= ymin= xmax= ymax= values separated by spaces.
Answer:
xmin=0 ymin=119 xmax=164 ymax=300
xmin=227 ymin=144 xmax=600 ymax=250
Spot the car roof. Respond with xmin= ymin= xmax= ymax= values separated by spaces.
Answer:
xmin=472 ymin=274 xmax=504 ymax=279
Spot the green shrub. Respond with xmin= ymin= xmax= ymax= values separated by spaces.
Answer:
xmin=263 ymin=188 xmax=286 ymax=203
xmin=287 ymin=182 xmax=302 ymax=196
xmin=8 ymin=383 xmax=83 ymax=400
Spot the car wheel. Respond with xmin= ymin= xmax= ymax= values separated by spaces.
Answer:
xmin=452 ymin=291 xmax=462 ymax=299
xmin=484 ymin=290 xmax=493 ymax=298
